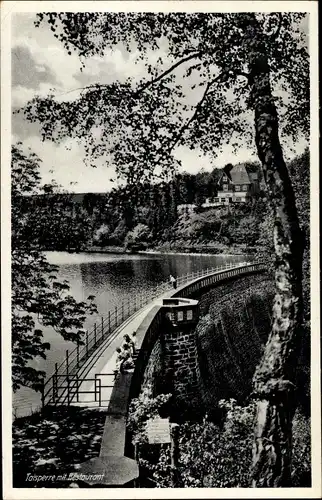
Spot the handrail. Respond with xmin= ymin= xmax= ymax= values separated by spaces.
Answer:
xmin=37 ymin=261 xmax=263 ymax=409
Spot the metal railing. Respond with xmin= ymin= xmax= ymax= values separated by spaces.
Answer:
xmin=40 ymin=260 xmax=260 ymax=409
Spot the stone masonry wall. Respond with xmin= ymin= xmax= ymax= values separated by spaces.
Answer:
xmin=140 ymin=317 xmax=202 ymax=418
xmin=195 ymin=274 xmax=274 ymax=409
xmin=129 ymin=270 xmax=273 ymax=422
xmin=161 ymin=321 xmax=202 ymax=416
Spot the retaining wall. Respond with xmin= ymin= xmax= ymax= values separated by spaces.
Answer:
xmin=196 ymin=274 xmax=274 ymax=408
xmin=117 ymin=264 xmax=270 ymax=457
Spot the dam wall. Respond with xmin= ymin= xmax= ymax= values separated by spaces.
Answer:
xmin=195 ymin=274 xmax=274 ymax=407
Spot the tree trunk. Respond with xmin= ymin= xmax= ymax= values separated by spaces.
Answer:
xmin=241 ymin=14 xmax=305 ymax=487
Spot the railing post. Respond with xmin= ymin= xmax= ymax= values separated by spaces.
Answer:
xmin=76 ymin=373 xmax=79 ymax=403
xmin=77 ymin=342 xmax=80 ymax=369
xmin=86 ymin=331 xmax=89 ymax=356
xmin=54 ymin=362 xmax=58 ymax=402
xmin=41 ymin=381 xmax=45 ymax=409
xmin=67 ymin=375 xmax=70 ymax=406
xmin=66 ymin=350 xmax=69 ymax=376
xmin=98 ymin=378 xmax=102 ymax=407
xmin=52 ymin=376 xmax=56 ymax=404
xmin=94 ymin=376 xmax=97 ymax=402
xmin=94 ymin=323 xmax=97 ymax=346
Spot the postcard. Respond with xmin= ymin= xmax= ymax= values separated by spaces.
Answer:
xmin=1 ymin=1 xmax=320 ymax=498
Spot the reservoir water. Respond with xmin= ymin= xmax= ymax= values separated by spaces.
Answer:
xmin=13 ymin=251 xmax=251 ymax=416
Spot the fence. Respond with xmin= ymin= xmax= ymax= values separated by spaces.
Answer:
xmin=39 ymin=261 xmax=251 ymax=408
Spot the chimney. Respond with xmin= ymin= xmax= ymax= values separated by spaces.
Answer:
xmin=223 ymin=163 xmax=233 ymax=174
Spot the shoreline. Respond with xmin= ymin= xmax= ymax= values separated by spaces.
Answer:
xmin=44 ymin=244 xmax=260 ymax=258
xmin=138 ymin=249 xmax=252 ymax=258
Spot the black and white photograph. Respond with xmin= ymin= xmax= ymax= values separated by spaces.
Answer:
xmin=1 ymin=0 xmax=320 ymax=497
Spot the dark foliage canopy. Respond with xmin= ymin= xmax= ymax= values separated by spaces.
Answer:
xmin=20 ymin=12 xmax=308 ymax=184
xmin=12 ymin=143 xmax=97 ymax=391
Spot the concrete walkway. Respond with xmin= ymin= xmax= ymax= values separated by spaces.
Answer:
xmin=71 ymin=291 xmax=170 ymax=408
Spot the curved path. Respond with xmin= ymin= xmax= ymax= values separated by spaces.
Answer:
xmin=70 ymin=261 xmax=260 ymax=409
xmin=70 ymin=291 xmax=171 ymax=408
xmin=76 ymin=260 xmax=266 ymax=487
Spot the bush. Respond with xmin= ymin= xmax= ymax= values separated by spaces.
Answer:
xmin=124 ymin=223 xmax=152 ymax=249
xmin=129 ymin=391 xmax=311 ymax=488
xmin=92 ymin=224 xmax=112 ymax=246
xmin=12 ymin=407 xmax=106 ymax=488
xmin=291 ymin=409 xmax=311 ymax=486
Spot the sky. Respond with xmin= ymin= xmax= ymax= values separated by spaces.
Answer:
xmin=11 ymin=12 xmax=308 ymax=193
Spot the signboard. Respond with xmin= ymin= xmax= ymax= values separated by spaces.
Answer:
xmin=146 ymin=418 xmax=171 ymax=444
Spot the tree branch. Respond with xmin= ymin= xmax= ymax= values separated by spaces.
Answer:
xmin=166 ymin=70 xmax=229 ymax=155
xmin=135 ymin=52 xmax=202 ymax=95
xmin=56 ymin=52 xmax=202 ymax=100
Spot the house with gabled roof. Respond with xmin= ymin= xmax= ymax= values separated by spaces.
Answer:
xmin=202 ymin=163 xmax=260 ymax=208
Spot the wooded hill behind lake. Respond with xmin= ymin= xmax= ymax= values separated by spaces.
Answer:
xmin=18 ymin=151 xmax=309 ymax=256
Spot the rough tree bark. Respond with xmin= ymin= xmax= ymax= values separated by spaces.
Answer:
xmin=241 ymin=14 xmax=305 ymax=487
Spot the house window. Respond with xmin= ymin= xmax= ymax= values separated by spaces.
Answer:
xmin=167 ymin=312 xmax=175 ymax=321
xmin=223 ymin=184 xmax=228 ymax=191
xmin=242 ymin=185 xmax=248 ymax=191
xmin=214 ymin=197 xmax=219 ymax=202
xmin=177 ymin=311 xmax=184 ymax=322
xmin=220 ymin=198 xmax=226 ymax=203
xmin=187 ymin=310 xmax=193 ymax=320
xmin=235 ymin=184 xmax=240 ymax=191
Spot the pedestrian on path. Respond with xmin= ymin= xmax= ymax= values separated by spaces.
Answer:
xmin=114 ymin=347 xmax=124 ymax=379
xmin=120 ymin=344 xmax=134 ymax=373
xmin=124 ymin=333 xmax=137 ymax=356
xmin=130 ymin=331 xmax=137 ymax=355
xmin=123 ymin=334 xmax=134 ymax=355
xmin=170 ymin=274 xmax=177 ymax=289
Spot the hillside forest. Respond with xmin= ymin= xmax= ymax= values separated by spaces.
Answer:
xmin=19 ymin=150 xmax=308 ymax=257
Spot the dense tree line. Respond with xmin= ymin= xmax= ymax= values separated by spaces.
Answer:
xmin=24 ymin=163 xmax=266 ymax=251
xmin=22 ymin=152 xmax=308 ymax=257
